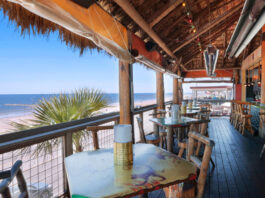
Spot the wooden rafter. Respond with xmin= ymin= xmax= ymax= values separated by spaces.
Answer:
xmin=113 ymin=0 xmax=187 ymax=71
xmin=149 ymin=0 xmax=183 ymax=28
xmin=172 ymin=3 xmax=243 ymax=54
xmin=180 ymin=13 xmax=240 ymax=64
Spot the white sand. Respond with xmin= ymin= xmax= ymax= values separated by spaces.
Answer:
xmin=0 ymin=97 xmax=172 ymax=133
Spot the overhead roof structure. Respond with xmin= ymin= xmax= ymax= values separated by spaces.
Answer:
xmin=0 ymin=0 xmax=263 ymax=78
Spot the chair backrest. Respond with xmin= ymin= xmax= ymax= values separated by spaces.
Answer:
xmin=237 ymin=101 xmax=251 ymax=115
xmin=86 ymin=125 xmax=114 ymax=150
xmin=200 ymin=104 xmax=211 ymax=111
xmin=0 ymin=160 xmax=28 ymax=198
xmin=187 ymin=132 xmax=215 ymax=198
xmin=136 ymin=117 xmax=147 ymax=143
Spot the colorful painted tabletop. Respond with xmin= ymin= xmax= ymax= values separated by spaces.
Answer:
xmin=149 ymin=116 xmax=200 ymax=127
xmin=65 ymin=144 xmax=197 ymax=198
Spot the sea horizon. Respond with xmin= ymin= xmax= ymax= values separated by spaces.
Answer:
xmin=0 ymin=93 xmax=174 ymax=118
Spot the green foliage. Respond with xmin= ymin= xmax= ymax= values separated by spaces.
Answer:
xmin=10 ymin=88 xmax=108 ymax=154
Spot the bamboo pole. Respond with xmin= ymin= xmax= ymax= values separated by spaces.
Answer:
xmin=119 ymin=61 xmax=132 ymax=125
xmin=156 ymin=72 xmax=165 ymax=110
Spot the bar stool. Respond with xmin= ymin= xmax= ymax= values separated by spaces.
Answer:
xmin=238 ymin=102 xmax=254 ymax=135
xmin=233 ymin=102 xmax=241 ymax=130
xmin=230 ymin=100 xmax=237 ymax=124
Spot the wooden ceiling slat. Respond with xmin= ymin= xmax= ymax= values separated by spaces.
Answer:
xmin=172 ymin=2 xmax=243 ymax=54
xmin=149 ymin=0 xmax=183 ymax=28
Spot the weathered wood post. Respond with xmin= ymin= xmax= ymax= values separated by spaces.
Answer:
xmin=173 ymin=78 xmax=179 ymax=104
xmin=178 ymin=70 xmax=183 ymax=102
xmin=156 ymin=72 xmax=165 ymax=110
xmin=154 ymin=72 xmax=165 ymax=135
xmin=119 ymin=60 xmax=134 ymax=141
xmin=260 ymin=25 xmax=265 ymax=136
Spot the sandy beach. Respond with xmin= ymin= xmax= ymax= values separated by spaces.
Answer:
xmin=0 ymin=97 xmax=172 ymax=134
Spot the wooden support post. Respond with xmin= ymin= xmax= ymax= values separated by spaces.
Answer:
xmin=119 ymin=60 xmax=135 ymax=141
xmin=260 ymin=25 xmax=265 ymax=135
xmin=156 ymin=72 xmax=165 ymax=110
xmin=241 ymin=69 xmax=246 ymax=101
xmin=119 ymin=60 xmax=132 ymax=124
xmin=173 ymin=78 xmax=179 ymax=104
xmin=178 ymin=70 xmax=183 ymax=102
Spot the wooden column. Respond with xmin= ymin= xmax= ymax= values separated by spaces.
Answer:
xmin=260 ymin=25 xmax=265 ymax=135
xmin=173 ymin=78 xmax=179 ymax=104
xmin=119 ymin=61 xmax=133 ymax=125
xmin=178 ymin=70 xmax=183 ymax=102
xmin=241 ymin=69 xmax=246 ymax=101
xmin=156 ymin=72 xmax=165 ymax=110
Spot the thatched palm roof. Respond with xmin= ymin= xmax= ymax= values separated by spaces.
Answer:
xmin=0 ymin=0 xmax=101 ymax=55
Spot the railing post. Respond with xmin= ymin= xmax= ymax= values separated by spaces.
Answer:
xmin=62 ymin=133 xmax=73 ymax=196
xmin=139 ymin=112 xmax=144 ymax=130
xmin=152 ymin=109 xmax=159 ymax=136
xmin=91 ymin=130 xmax=100 ymax=150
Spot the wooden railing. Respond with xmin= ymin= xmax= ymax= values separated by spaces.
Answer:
xmin=0 ymin=102 xmax=172 ymax=197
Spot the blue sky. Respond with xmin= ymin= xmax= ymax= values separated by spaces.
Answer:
xmin=0 ymin=11 xmax=232 ymax=95
xmin=0 ymin=12 xmax=175 ymax=94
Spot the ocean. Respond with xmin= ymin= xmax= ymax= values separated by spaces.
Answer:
xmin=0 ymin=93 xmax=172 ymax=118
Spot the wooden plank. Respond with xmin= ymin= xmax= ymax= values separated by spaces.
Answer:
xmin=173 ymin=3 xmax=243 ymax=53
xmin=149 ymin=0 xmax=183 ymax=28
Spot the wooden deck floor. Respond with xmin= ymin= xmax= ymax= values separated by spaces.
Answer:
xmin=148 ymin=117 xmax=265 ymax=198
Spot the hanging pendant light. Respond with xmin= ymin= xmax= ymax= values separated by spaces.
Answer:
xmin=203 ymin=44 xmax=219 ymax=76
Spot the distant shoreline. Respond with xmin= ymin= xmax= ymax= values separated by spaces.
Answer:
xmin=0 ymin=97 xmax=172 ymax=133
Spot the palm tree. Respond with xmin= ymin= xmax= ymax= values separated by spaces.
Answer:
xmin=10 ymin=88 xmax=109 ymax=154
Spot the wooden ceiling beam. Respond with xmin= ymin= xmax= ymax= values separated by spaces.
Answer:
xmin=183 ymin=80 xmax=232 ymax=83
xmin=149 ymin=0 xmax=183 ymax=28
xmin=181 ymin=14 xmax=240 ymax=64
xmin=172 ymin=3 xmax=243 ymax=53
xmin=113 ymin=0 xmax=187 ymax=71
xmin=187 ymin=67 xmax=240 ymax=71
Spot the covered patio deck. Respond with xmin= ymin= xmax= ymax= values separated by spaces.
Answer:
xmin=0 ymin=0 xmax=265 ymax=197
xmin=149 ymin=117 xmax=265 ymax=198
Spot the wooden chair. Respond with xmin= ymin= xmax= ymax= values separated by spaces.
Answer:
xmin=0 ymin=160 xmax=28 ymax=198
xmin=177 ymin=119 xmax=209 ymax=158
xmin=136 ymin=117 xmax=160 ymax=146
xmin=238 ymin=102 xmax=254 ymax=135
xmin=87 ymin=125 xmax=114 ymax=150
xmin=233 ymin=102 xmax=241 ymax=129
xmin=199 ymin=104 xmax=211 ymax=111
xmin=230 ymin=101 xmax=237 ymax=124
xmin=181 ymin=132 xmax=215 ymax=198
xmin=148 ymin=110 xmax=168 ymax=149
